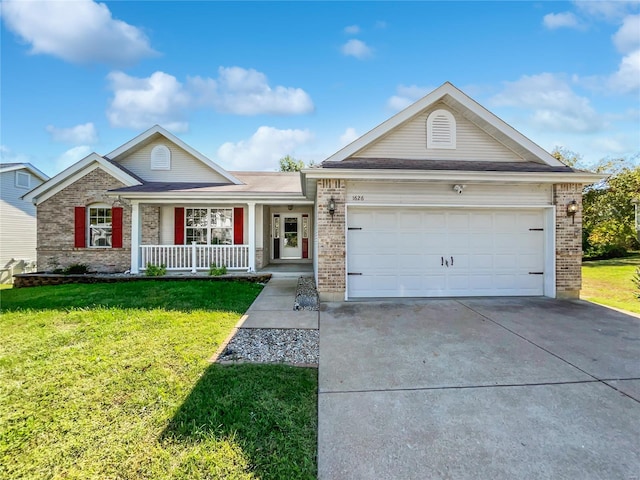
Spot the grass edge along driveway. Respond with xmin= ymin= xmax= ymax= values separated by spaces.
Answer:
xmin=0 ymin=281 xmax=318 ymax=480
xmin=582 ymin=254 xmax=640 ymax=315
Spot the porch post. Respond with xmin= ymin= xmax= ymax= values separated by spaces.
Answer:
xmin=248 ymin=202 xmax=256 ymax=272
xmin=130 ymin=201 xmax=140 ymax=274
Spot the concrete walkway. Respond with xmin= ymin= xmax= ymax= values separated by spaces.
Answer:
xmin=240 ymin=277 xmax=318 ymax=330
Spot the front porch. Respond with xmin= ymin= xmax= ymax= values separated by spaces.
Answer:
xmin=129 ymin=200 xmax=315 ymax=274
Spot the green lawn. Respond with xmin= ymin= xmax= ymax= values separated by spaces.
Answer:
xmin=582 ymin=254 xmax=640 ymax=314
xmin=0 ymin=281 xmax=318 ymax=479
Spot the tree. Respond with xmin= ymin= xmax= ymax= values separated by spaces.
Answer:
xmin=279 ymin=155 xmax=305 ymax=172
xmin=582 ymin=156 xmax=640 ymax=258
xmin=551 ymin=146 xmax=583 ymax=168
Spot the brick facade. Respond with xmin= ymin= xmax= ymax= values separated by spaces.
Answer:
xmin=554 ymin=183 xmax=583 ymax=299
xmin=141 ymin=205 xmax=160 ymax=244
xmin=37 ymin=168 xmax=131 ymax=273
xmin=316 ymin=179 xmax=346 ymax=301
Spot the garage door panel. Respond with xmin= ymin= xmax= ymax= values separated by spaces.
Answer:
xmin=347 ymin=208 xmax=546 ymax=298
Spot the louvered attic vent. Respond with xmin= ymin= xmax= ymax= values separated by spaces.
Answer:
xmin=426 ymin=109 xmax=456 ymax=149
xmin=151 ymin=144 xmax=171 ymax=170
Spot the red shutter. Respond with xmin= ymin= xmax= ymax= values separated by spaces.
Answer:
xmin=111 ymin=207 xmax=123 ymax=248
xmin=74 ymin=206 xmax=86 ymax=248
xmin=233 ymin=207 xmax=244 ymax=245
xmin=174 ymin=207 xmax=185 ymax=244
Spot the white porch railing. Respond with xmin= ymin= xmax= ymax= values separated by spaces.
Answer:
xmin=140 ymin=243 xmax=250 ymax=272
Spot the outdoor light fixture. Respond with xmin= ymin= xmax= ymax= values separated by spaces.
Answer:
xmin=567 ymin=200 xmax=578 ymax=224
xmin=287 ymin=204 xmax=293 ymax=211
xmin=328 ymin=197 xmax=336 ymax=218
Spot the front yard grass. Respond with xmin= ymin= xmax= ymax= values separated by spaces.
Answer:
xmin=0 ymin=281 xmax=318 ymax=479
xmin=582 ymin=254 xmax=640 ymax=314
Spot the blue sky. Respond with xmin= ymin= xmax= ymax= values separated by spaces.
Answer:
xmin=1 ymin=1 xmax=639 ymax=177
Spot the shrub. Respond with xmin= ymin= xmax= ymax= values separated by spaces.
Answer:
xmin=583 ymin=244 xmax=629 ymax=261
xmin=633 ymin=268 xmax=640 ymax=299
xmin=63 ymin=263 xmax=90 ymax=275
xmin=145 ymin=263 xmax=167 ymax=276
xmin=208 ymin=264 xmax=227 ymax=276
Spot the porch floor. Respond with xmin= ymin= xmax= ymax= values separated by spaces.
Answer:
xmin=258 ymin=263 xmax=313 ymax=277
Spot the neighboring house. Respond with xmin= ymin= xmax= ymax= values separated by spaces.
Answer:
xmin=0 ymin=163 xmax=49 ymax=283
xmin=25 ymin=83 xmax=601 ymax=299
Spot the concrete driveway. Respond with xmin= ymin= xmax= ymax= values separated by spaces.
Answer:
xmin=318 ymin=298 xmax=640 ymax=479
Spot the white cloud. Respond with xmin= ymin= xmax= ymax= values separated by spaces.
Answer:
xmin=341 ymin=39 xmax=373 ymax=59
xmin=613 ymin=14 xmax=640 ymax=53
xmin=190 ymin=66 xmax=314 ymax=115
xmin=386 ymin=84 xmax=433 ymax=111
xmin=55 ymin=146 xmax=93 ymax=173
xmin=1 ymin=0 xmax=156 ymax=66
xmin=608 ymin=49 xmax=640 ymax=93
xmin=106 ymin=71 xmax=191 ymax=132
xmin=216 ymin=126 xmax=314 ymax=170
xmin=46 ymin=123 xmax=98 ymax=145
xmin=574 ymin=1 xmax=639 ymax=22
xmin=375 ymin=20 xmax=387 ymax=29
xmin=106 ymin=67 xmax=314 ymax=131
xmin=339 ymin=127 xmax=359 ymax=146
xmin=0 ymin=145 xmax=30 ymax=164
xmin=543 ymin=12 xmax=582 ymax=29
xmin=344 ymin=25 xmax=360 ymax=34
xmin=491 ymin=73 xmax=605 ymax=133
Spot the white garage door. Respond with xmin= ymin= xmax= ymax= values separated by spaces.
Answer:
xmin=347 ymin=208 xmax=545 ymax=298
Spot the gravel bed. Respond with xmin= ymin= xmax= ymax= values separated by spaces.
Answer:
xmin=294 ymin=276 xmax=319 ymax=311
xmin=220 ymin=328 xmax=319 ymax=365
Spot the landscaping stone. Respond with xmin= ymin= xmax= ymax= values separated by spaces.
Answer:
xmin=220 ymin=328 xmax=319 ymax=365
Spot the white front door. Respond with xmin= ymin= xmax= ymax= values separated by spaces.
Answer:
xmin=281 ymin=214 xmax=302 ymax=259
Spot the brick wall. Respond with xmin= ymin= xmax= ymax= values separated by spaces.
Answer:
xmin=554 ymin=183 xmax=583 ymax=299
xmin=141 ymin=205 xmax=160 ymax=244
xmin=316 ymin=179 xmax=346 ymax=300
xmin=255 ymin=247 xmax=264 ymax=270
xmin=37 ymin=167 xmax=131 ymax=273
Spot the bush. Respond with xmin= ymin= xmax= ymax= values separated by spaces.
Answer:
xmin=145 ymin=263 xmax=167 ymax=276
xmin=62 ymin=263 xmax=90 ymax=275
xmin=633 ymin=268 xmax=640 ymax=299
xmin=208 ymin=264 xmax=227 ymax=276
xmin=583 ymin=244 xmax=629 ymax=261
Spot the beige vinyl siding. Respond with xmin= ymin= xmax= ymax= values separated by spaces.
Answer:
xmin=346 ymin=181 xmax=552 ymax=206
xmin=354 ymin=102 xmax=525 ymax=162
xmin=118 ymin=140 xmax=231 ymax=183
xmin=0 ymin=170 xmax=45 ymax=280
xmin=160 ymin=206 xmax=174 ymax=245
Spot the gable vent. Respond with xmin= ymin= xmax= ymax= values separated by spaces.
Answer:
xmin=151 ymin=145 xmax=171 ymax=170
xmin=427 ymin=109 xmax=456 ymax=149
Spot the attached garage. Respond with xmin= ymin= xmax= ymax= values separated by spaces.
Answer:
xmin=302 ymin=82 xmax=603 ymax=301
xmin=347 ymin=207 xmax=552 ymax=298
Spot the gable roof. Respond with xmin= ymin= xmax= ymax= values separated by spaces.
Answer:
xmin=0 ymin=162 xmax=49 ymax=182
xmin=324 ymin=82 xmax=565 ymax=167
xmin=105 ymin=125 xmax=242 ymax=185
xmin=23 ymin=153 xmax=142 ymax=205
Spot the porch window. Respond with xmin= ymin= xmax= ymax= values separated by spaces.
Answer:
xmin=185 ymin=208 xmax=233 ymax=245
xmin=88 ymin=206 xmax=112 ymax=247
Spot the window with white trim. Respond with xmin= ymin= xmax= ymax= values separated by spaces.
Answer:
xmin=151 ymin=145 xmax=171 ymax=170
xmin=88 ymin=205 xmax=112 ymax=247
xmin=185 ymin=208 xmax=233 ymax=245
xmin=15 ymin=171 xmax=31 ymax=189
xmin=426 ymin=109 xmax=456 ymax=149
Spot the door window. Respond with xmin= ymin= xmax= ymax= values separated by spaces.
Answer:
xmin=284 ymin=217 xmax=298 ymax=248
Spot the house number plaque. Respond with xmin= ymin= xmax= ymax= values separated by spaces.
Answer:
xmin=352 ymin=195 xmax=365 ymax=201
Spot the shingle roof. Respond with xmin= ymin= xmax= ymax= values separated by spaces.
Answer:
xmin=109 ymin=171 xmax=303 ymax=195
xmin=321 ymin=158 xmax=575 ymax=173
